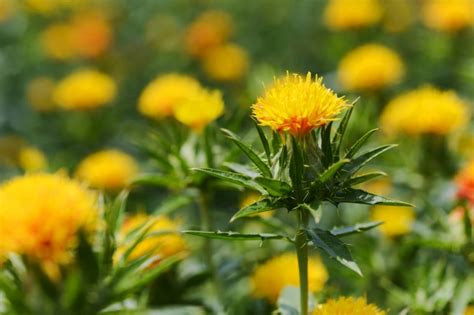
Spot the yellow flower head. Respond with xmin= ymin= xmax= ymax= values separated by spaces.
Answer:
xmin=202 ymin=43 xmax=249 ymax=82
xmin=185 ymin=10 xmax=233 ymax=58
xmin=26 ymin=76 xmax=56 ymax=112
xmin=76 ymin=149 xmax=138 ymax=191
xmin=0 ymin=0 xmax=16 ymax=23
xmin=117 ymin=213 xmax=187 ymax=264
xmin=53 ymin=69 xmax=116 ymax=110
xmin=18 ymin=146 xmax=48 ymax=172
xmin=371 ymin=205 xmax=415 ymax=237
xmin=338 ymin=44 xmax=404 ymax=91
xmin=422 ymin=0 xmax=474 ymax=32
xmin=41 ymin=23 xmax=76 ymax=60
xmin=138 ymin=74 xmax=201 ymax=118
xmin=324 ymin=0 xmax=383 ymax=30
xmin=252 ymin=72 xmax=348 ymax=136
xmin=380 ymin=86 xmax=469 ymax=136
xmin=313 ymin=296 xmax=386 ymax=315
xmin=465 ymin=306 xmax=474 ymax=315
xmin=0 ymin=173 xmax=98 ymax=265
xmin=251 ymin=253 xmax=328 ymax=303
xmin=173 ymin=87 xmax=224 ymax=132
xmin=70 ymin=11 xmax=112 ymax=58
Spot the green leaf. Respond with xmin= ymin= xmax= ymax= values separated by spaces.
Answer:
xmin=106 ymin=190 xmax=128 ymax=236
xmin=183 ymin=230 xmax=289 ymax=241
xmin=289 ymin=137 xmax=304 ymax=200
xmin=346 ymin=171 xmax=387 ymax=186
xmin=192 ymin=168 xmax=265 ymax=193
xmin=344 ymin=128 xmax=378 ymax=159
xmin=254 ymin=177 xmax=292 ymax=196
xmin=153 ymin=194 xmax=193 ymax=216
xmin=306 ymin=228 xmax=362 ymax=276
xmin=319 ymin=159 xmax=350 ymax=183
xmin=330 ymin=188 xmax=414 ymax=207
xmin=331 ymin=221 xmax=383 ymax=237
xmin=131 ymin=174 xmax=180 ymax=188
xmin=321 ymin=122 xmax=333 ymax=167
xmin=339 ymin=144 xmax=397 ymax=180
xmin=230 ymin=198 xmax=282 ymax=222
xmin=255 ymin=123 xmax=272 ymax=165
xmin=332 ymin=106 xmax=354 ymax=159
xmin=221 ymin=128 xmax=272 ymax=178
xmin=223 ymin=162 xmax=260 ymax=178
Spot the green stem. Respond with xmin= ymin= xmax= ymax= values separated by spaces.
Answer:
xmin=295 ymin=209 xmax=309 ymax=315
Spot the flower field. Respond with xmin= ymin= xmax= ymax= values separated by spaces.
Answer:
xmin=0 ymin=0 xmax=473 ymax=314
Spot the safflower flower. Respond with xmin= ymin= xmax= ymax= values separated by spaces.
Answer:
xmin=313 ymin=296 xmax=386 ymax=315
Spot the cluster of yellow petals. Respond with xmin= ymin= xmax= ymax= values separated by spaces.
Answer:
xmin=251 ymin=252 xmax=328 ymax=303
xmin=139 ymin=73 xmax=224 ymax=132
xmin=338 ymin=44 xmax=404 ymax=91
xmin=76 ymin=149 xmax=138 ymax=191
xmin=26 ymin=76 xmax=56 ymax=112
xmin=185 ymin=10 xmax=233 ymax=58
xmin=371 ymin=205 xmax=415 ymax=237
xmin=18 ymin=146 xmax=48 ymax=172
xmin=202 ymin=43 xmax=249 ymax=82
xmin=422 ymin=0 xmax=474 ymax=32
xmin=313 ymin=296 xmax=386 ymax=315
xmin=116 ymin=213 xmax=187 ymax=265
xmin=53 ymin=69 xmax=117 ymax=110
xmin=456 ymin=159 xmax=474 ymax=204
xmin=253 ymin=72 xmax=348 ymax=136
xmin=324 ymin=0 xmax=383 ymax=30
xmin=0 ymin=173 xmax=98 ymax=266
xmin=380 ymin=86 xmax=469 ymax=136
xmin=41 ymin=11 xmax=112 ymax=60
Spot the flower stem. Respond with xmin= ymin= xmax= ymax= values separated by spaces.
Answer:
xmin=295 ymin=209 xmax=309 ymax=315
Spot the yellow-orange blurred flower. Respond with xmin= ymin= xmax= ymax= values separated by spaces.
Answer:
xmin=371 ymin=205 xmax=415 ymax=237
xmin=70 ymin=11 xmax=112 ymax=58
xmin=138 ymin=74 xmax=201 ymax=118
xmin=0 ymin=173 xmax=98 ymax=266
xmin=26 ymin=77 xmax=56 ymax=112
xmin=338 ymin=44 xmax=404 ymax=91
xmin=324 ymin=0 xmax=383 ymax=30
xmin=313 ymin=296 xmax=386 ymax=315
xmin=173 ymin=87 xmax=224 ymax=132
xmin=202 ymin=43 xmax=249 ymax=82
xmin=382 ymin=0 xmax=415 ymax=33
xmin=380 ymin=86 xmax=469 ymax=136
xmin=456 ymin=160 xmax=474 ymax=204
xmin=422 ymin=0 xmax=474 ymax=32
xmin=253 ymin=72 xmax=348 ymax=135
xmin=18 ymin=146 xmax=48 ymax=172
xmin=76 ymin=149 xmax=138 ymax=191
xmin=41 ymin=23 xmax=75 ymax=60
xmin=26 ymin=0 xmax=88 ymax=15
xmin=53 ymin=69 xmax=116 ymax=110
xmin=0 ymin=0 xmax=16 ymax=23
xmin=185 ymin=10 xmax=233 ymax=58
xmin=465 ymin=306 xmax=474 ymax=315
xmin=251 ymin=253 xmax=328 ymax=303
xmin=116 ymin=213 xmax=187 ymax=265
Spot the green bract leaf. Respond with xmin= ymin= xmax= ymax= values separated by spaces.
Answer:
xmin=289 ymin=137 xmax=304 ymax=200
xmin=344 ymin=128 xmax=379 ymax=159
xmin=254 ymin=177 xmax=292 ymax=196
xmin=331 ymin=221 xmax=383 ymax=237
xmin=330 ymin=188 xmax=414 ymax=207
xmin=192 ymin=168 xmax=265 ymax=193
xmin=321 ymin=122 xmax=334 ymax=167
xmin=332 ymin=106 xmax=353 ymax=159
xmin=224 ymin=162 xmax=260 ymax=178
xmin=319 ymin=159 xmax=350 ymax=183
xmin=306 ymin=228 xmax=362 ymax=276
xmin=183 ymin=230 xmax=289 ymax=241
xmin=230 ymin=198 xmax=282 ymax=222
xmin=255 ymin=123 xmax=272 ymax=164
xmin=346 ymin=171 xmax=387 ymax=186
xmin=221 ymin=128 xmax=273 ymax=178
xmin=339 ymin=144 xmax=397 ymax=180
